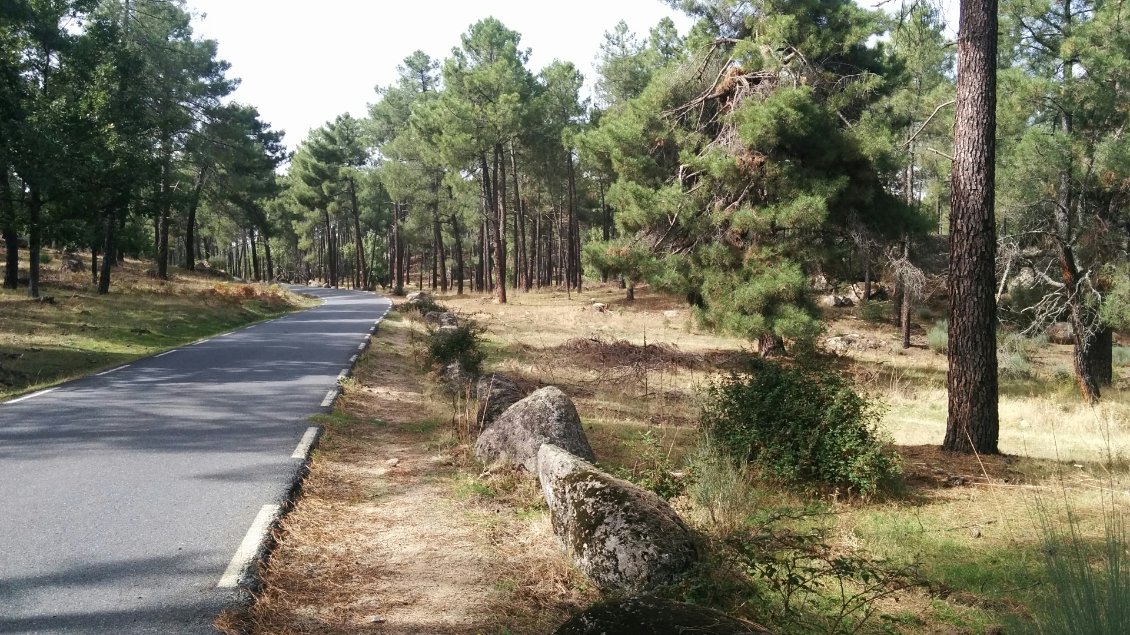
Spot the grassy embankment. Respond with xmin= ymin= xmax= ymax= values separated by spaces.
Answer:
xmin=0 ymin=250 xmax=315 ymax=399
xmin=233 ymin=284 xmax=1130 ymax=634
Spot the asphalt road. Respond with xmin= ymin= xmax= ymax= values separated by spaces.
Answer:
xmin=0 ymin=287 xmax=390 ymax=634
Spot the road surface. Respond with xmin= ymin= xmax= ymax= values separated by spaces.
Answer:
xmin=0 ymin=287 xmax=390 ymax=634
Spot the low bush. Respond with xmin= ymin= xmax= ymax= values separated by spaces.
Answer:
xmin=415 ymin=322 xmax=485 ymax=374
xmin=611 ymin=430 xmax=685 ymax=500
xmin=858 ymin=300 xmax=893 ymax=324
xmin=1036 ymin=496 xmax=1130 ymax=635
xmin=700 ymin=359 xmax=900 ymax=496
xmin=927 ymin=320 xmax=948 ymax=355
xmin=999 ymin=352 xmax=1034 ymax=380
xmin=1113 ymin=346 xmax=1130 ymax=368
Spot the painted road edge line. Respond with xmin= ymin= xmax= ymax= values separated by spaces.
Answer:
xmin=217 ymin=504 xmax=281 ymax=589
xmin=155 ymin=350 xmax=177 ymax=358
xmin=350 ymin=354 xmax=358 ymax=363
xmin=291 ymin=427 xmax=320 ymax=460
xmin=96 ymin=365 xmax=129 ymax=377
xmin=320 ymin=388 xmax=339 ymax=408
xmin=4 ymin=388 xmax=57 ymax=405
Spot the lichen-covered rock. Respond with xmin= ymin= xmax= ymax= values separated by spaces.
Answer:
xmin=472 ymin=373 xmax=524 ymax=431
xmin=537 ymin=444 xmax=698 ymax=592
xmin=554 ymin=597 xmax=772 ymax=635
xmin=424 ymin=311 xmax=459 ymax=327
xmin=437 ymin=361 xmax=474 ymax=396
xmin=474 ymin=387 xmax=594 ymax=471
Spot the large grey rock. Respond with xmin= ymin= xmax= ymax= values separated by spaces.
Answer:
xmin=60 ymin=253 xmax=85 ymax=273
xmin=554 ymin=597 xmax=771 ymax=635
xmin=472 ymin=373 xmax=524 ymax=431
xmin=474 ymin=387 xmax=594 ymax=471
xmin=537 ymin=444 xmax=698 ymax=592
xmin=1047 ymin=322 xmax=1074 ymax=345
xmin=424 ymin=311 xmax=459 ymax=327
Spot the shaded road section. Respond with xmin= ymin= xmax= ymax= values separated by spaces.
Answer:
xmin=0 ymin=287 xmax=390 ymax=634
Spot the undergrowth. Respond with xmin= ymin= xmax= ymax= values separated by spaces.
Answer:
xmin=701 ymin=359 xmax=901 ymax=496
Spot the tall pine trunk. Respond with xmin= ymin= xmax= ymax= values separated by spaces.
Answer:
xmin=944 ymin=0 xmax=1000 ymax=454
xmin=348 ymin=178 xmax=366 ymax=289
xmin=27 ymin=189 xmax=41 ymax=299
xmin=1 ymin=175 xmax=17 ymax=290
xmin=156 ymin=146 xmax=172 ymax=280
xmin=184 ymin=169 xmax=207 ymax=271
xmin=98 ymin=209 xmax=116 ymax=295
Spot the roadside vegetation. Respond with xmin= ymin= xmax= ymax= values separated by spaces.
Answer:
xmin=0 ymin=248 xmax=312 ymax=399
xmin=229 ymin=285 xmax=1130 ymax=634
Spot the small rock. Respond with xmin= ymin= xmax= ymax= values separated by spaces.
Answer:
xmin=385 ymin=458 xmax=400 ymax=467
xmin=591 ymin=302 xmax=607 ymax=313
xmin=944 ymin=475 xmax=969 ymax=488
xmin=367 ymin=615 xmax=386 ymax=624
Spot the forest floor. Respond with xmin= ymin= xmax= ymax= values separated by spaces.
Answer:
xmin=228 ymin=282 xmax=1130 ymax=634
xmin=0 ymin=248 xmax=314 ymax=399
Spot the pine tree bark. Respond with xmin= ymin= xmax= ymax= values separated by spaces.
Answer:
xmin=451 ymin=211 xmax=465 ymax=295
xmin=27 ymin=189 xmax=41 ymax=299
xmin=156 ymin=146 xmax=172 ymax=280
xmin=98 ymin=209 xmax=115 ymax=295
xmin=944 ymin=0 xmax=1000 ymax=454
xmin=1 ymin=174 xmax=18 ymax=289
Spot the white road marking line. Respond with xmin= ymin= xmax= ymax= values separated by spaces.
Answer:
xmin=364 ymin=335 xmax=371 ymax=342
xmin=97 ymin=365 xmax=129 ymax=376
xmin=5 ymin=388 xmax=57 ymax=405
xmin=195 ymin=339 xmax=211 ymax=346
xmin=220 ymin=332 xmax=235 ymax=337
xmin=155 ymin=350 xmax=177 ymax=358
xmin=320 ymin=388 xmax=339 ymax=408
xmin=291 ymin=427 xmax=319 ymax=460
xmin=217 ymin=505 xmax=281 ymax=589
xmin=350 ymin=355 xmax=358 ymax=363
xmin=357 ymin=343 xmax=365 ymax=350
xmin=338 ymin=370 xmax=348 ymax=381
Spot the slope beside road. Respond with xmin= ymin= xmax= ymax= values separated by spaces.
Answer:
xmin=0 ymin=287 xmax=390 ymax=634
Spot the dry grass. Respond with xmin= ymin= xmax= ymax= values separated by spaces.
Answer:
xmin=218 ymin=313 xmax=595 ymax=635
xmin=232 ymin=284 xmax=1130 ymax=634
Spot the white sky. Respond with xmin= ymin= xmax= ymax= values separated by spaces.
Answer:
xmin=189 ymin=0 xmax=695 ymax=150
xmin=189 ymin=1 xmax=959 ymax=151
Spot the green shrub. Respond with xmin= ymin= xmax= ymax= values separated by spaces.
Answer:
xmin=1113 ymin=346 xmax=1130 ymax=368
xmin=1036 ymin=499 xmax=1130 ymax=635
xmin=1000 ymin=352 xmax=1034 ymax=380
xmin=612 ymin=430 xmax=686 ymax=500
xmin=404 ymin=294 xmax=442 ymax=315
xmin=701 ymin=359 xmax=900 ymax=496
xmin=859 ymin=299 xmax=893 ymax=324
xmin=415 ymin=322 xmax=485 ymax=374
xmin=686 ymin=439 xmax=762 ymax=536
xmin=927 ymin=320 xmax=948 ymax=355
